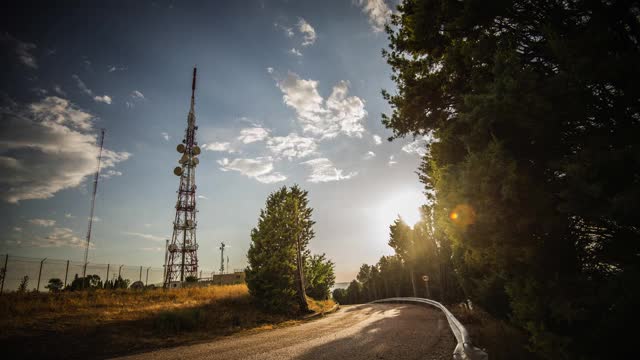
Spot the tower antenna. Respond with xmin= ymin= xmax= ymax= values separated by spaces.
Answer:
xmin=83 ymin=128 xmax=105 ymax=280
xmin=165 ymin=67 xmax=201 ymax=288
xmin=219 ymin=242 xmax=226 ymax=275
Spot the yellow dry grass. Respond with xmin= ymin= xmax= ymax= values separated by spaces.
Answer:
xmin=0 ymin=284 xmax=336 ymax=358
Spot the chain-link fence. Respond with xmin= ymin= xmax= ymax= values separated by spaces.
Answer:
xmin=0 ymin=254 xmax=173 ymax=293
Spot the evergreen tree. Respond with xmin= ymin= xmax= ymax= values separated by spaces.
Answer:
xmin=383 ymin=1 xmax=640 ymax=358
xmin=246 ymin=185 xmax=319 ymax=313
xmin=304 ymin=254 xmax=336 ymax=300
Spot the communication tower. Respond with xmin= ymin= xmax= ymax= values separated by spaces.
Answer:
xmin=164 ymin=67 xmax=201 ymax=287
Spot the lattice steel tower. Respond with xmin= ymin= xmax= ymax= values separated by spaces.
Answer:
xmin=164 ymin=67 xmax=201 ymax=287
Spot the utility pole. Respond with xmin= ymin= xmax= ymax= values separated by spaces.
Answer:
xmin=146 ymin=267 xmax=151 ymax=286
xmin=37 ymin=258 xmax=47 ymax=292
xmin=64 ymin=260 xmax=69 ymax=288
xmin=219 ymin=242 xmax=226 ymax=275
xmin=0 ymin=254 xmax=8 ymax=295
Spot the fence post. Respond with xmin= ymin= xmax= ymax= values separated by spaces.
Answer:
xmin=105 ymin=264 xmax=110 ymax=285
xmin=118 ymin=265 xmax=123 ymax=279
xmin=0 ymin=254 xmax=8 ymax=295
xmin=146 ymin=267 xmax=150 ymax=286
xmin=64 ymin=260 xmax=69 ymax=288
xmin=37 ymin=257 xmax=47 ymax=292
xmin=139 ymin=266 xmax=142 ymax=282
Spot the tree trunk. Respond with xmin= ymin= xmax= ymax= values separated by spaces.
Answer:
xmin=410 ymin=268 xmax=417 ymax=297
xmin=295 ymin=232 xmax=310 ymax=313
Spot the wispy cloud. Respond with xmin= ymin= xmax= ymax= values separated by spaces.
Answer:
xmin=0 ymin=96 xmax=130 ymax=203
xmin=298 ymin=18 xmax=317 ymax=46
xmin=217 ymin=157 xmax=286 ymax=184
xmin=237 ymin=127 xmax=270 ymax=144
xmin=289 ymin=48 xmax=303 ymax=57
xmin=267 ymin=133 xmax=317 ymax=160
xmin=30 ymin=219 xmax=56 ymax=227
xmin=373 ymin=134 xmax=382 ymax=145
xmin=401 ymin=133 xmax=435 ymax=157
xmin=202 ymin=142 xmax=233 ymax=152
xmin=388 ymin=155 xmax=397 ymax=166
xmin=107 ymin=65 xmax=127 ymax=72
xmin=123 ymin=231 xmax=165 ymax=242
xmin=36 ymin=227 xmax=87 ymax=248
xmin=302 ymin=158 xmax=357 ymax=183
xmin=275 ymin=72 xmax=366 ymax=139
xmin=355 ymin=0 xmax=392 ymax=33
xmin=364 ymin=151 xmax=376 ymax=159
xmin=93 ymin=95 xmax=112 ymax=104
xmin=161 ymin=132 xmax=170 ymax=141
xmin=72 ymin=74 xmax=112 ymax=104
xmin=1 ymin=32 xmax=37 ymax=68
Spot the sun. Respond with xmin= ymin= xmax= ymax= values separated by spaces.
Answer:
xmin=376 ymin=190 xmax=424 ymax=227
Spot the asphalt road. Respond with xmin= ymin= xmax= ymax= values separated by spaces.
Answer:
xmin=113 ymin=303 xmax=456 ymax=360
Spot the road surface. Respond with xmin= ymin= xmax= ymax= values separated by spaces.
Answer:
xmin=113 ymin=303 xmax=456 ymax=360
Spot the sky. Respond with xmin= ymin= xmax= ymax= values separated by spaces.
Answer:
xmin=0 ymin=0 xmax=430 ymax=282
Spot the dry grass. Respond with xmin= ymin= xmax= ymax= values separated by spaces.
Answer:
xmin=449 ymin=303 xmax=541 ymax=360
xmin=0 ymin=285 xmax=335 ymax=359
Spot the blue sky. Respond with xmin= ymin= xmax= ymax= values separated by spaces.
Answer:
xmin=0 ymin=0 xmax=430 ymax=281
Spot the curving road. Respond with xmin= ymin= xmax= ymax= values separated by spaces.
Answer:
xmin=113 ymin=303 xmax=456 ymax=360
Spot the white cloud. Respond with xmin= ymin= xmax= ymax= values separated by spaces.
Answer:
xmin=107 ymin=65 xmax=127 ymax=72
xmin=93 ymin=95 xmax=112 ymax=104
xmin=356 ymin=0 xmax=392 ymax=33
xmin=13 ymin=227 xmax=22 ymax=232
xmin=267 ymin=133 xmax=317 ymax=160
xmin=37 ymin=227 xmax=86 ymax=248
xmin=123 ymin=231 xmax=165 ymax=242
xmin=161 ymin=132 xmax=170 ymax=141
xmin=364 ymin=151 xmax=376 ymax=159
xmin=53 ymin=85 xmax=66 ymax=96
xmin=276 ymin=72 xmax=366 ymax=139
xmin=289 ymin=48 xmax=303 ymax=57
xmin=202 ymin=142 xmax=232 ymax=152
xmin=197 ymin=195 xmax=208 ymax=200
xmin=298 ymin=18 xmax=317 ymax=46
xmin=65 ymin=213 xmax=75 ymax=219
xmin=302 ymin=158 xmax=357 ymax=183
xmin=29 ymin=218 xmax=56 ymax=227
xmin=131 ymin=90 xmax=145 ymax=100
xmin=1 ymin=32 xmax=37 ymax=68
xmin=0 ymin=96 xmax=131 ymax=203
xmin=101 ymin=169 xmax=122 ymax=179
xmin=217 ymin=157 xmax=286 ymax=184
xmin=72 ymin=74 xmax=93 ymax=96
xmin=388 ymin=155 xmax=397 ymax=166
xmin=267 ymin=67 xmax=274 ymax=74
xmin=401 ymin=134 xmax=434 ymax=157
xmin=373 ymin=134 xmax=382 ymax=145
xmin=274 ymin=22 xmax=294 ymax=38
xmin=141 ymin=247 xmax=163 ymax=252
xmin=238 ymin=127 xmax=270 ymax=144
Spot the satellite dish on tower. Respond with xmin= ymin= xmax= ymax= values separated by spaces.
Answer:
xmin=173 ymin=167 xmax=184 ymax=176
xmin=193 ymin=146 xmax=201 ymax=155
xmin=177 ymin=144 xmax=186 ymax=153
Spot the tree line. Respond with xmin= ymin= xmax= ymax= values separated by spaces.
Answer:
xmin=374 ymin=1 xmax=640 ymax=359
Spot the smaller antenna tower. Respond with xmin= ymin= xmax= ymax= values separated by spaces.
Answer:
xmin=83 ymin=129 xmax=105 ymax=279
xmin=219 ymin=242 xmax=226 ymax=274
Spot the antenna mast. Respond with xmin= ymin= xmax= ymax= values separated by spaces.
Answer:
xmin=83 ymin=129 xmax=105 ymax=279
xmin=164 ymin=67 xmax=201 ymax=288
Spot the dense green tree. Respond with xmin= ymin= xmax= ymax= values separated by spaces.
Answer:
xmin=68 ymin=274 xmax=102 ymax=290
xmin=332 ymin=288 xmax=349 ymax=304
xmin=304 ymin=254 xmax=336 ymax=300
xmin=246 ymin=185 xmax=324 ymax=313
xmin=17 ymin=275 xmax=28 ymax=293
xmin=383 ymin=1 xmax=640 ymax=358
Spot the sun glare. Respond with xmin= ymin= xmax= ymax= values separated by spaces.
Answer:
xmin=377 ymin=190 xmax=424 ymax=227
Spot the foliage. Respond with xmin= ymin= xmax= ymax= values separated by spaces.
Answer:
xmin=185 ymin=276 xmax=198 ymax=283
xmin=246 ymin=185 xmax=332 ymax=313
xmin=67 ymin=274 xmax=102 ymax=291
xmin=17 ymin=275 xmax=29 ymax=293
xmin=45 ymin=278 xmax=64 ymax=292
xmin=383 ymin=1 xmax=640 ymax=358
xmin=304 ymin=254 xmax=336 ymax=300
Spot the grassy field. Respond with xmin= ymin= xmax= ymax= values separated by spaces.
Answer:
xmin=0 ymin=284 xmax=336 ymax=359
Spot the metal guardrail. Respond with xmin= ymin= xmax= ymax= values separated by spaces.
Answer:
xmin=371 ymin=297 xmax=488 ymax=360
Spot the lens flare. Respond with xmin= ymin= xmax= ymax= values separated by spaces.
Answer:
xmin=449 ymin=204 xmax=476 ymax=227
